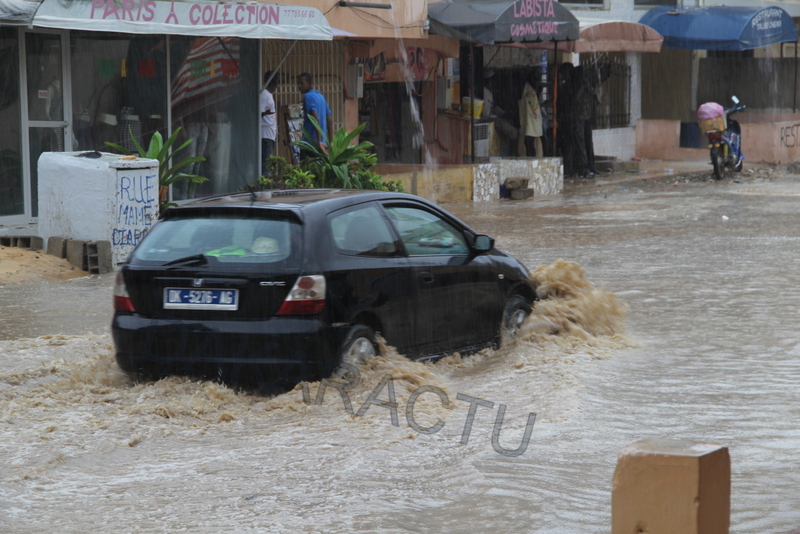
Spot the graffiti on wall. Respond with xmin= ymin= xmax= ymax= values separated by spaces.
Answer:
xmin=113 ymin=169 xmax=157 ymax=252
xmin=779 ymin=123 xmax=800 ymax=147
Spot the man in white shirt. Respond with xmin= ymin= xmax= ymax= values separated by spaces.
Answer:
xmin=260 ymin=70 xmax=279 ymax=175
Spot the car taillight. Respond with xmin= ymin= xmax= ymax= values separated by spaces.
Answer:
xmin=276 ymin=275 xmax=326 ymax=315
xmin=113 ymin=272 xmax=135 ymax=312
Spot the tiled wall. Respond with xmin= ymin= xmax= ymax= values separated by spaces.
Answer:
xmin=473 ymin=158 xmax=563 ymax=202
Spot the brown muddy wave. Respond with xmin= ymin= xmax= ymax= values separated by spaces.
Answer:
xmin=0 ymin=260 xmax=635 ymax=481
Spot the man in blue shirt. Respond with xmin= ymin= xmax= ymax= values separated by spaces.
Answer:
xmin=297 ymin=72 xmax=333 ymax=153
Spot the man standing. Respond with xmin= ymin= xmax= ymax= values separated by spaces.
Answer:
xmin=260 ymin=70 xmax=278 ymax=175
xmin=297 ymin=72 xmax=333 ymax=152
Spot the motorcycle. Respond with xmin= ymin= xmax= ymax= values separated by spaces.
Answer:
xmin=698 ymin=96 xmax=746 ymax=180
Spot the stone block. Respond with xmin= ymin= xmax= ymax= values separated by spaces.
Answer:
xmin=612 ymin=439 xmax=730 ymax=534
xmin=47 ymin=236 xmax=68 ymax=258
xmin=510 ymin=188 xmax=533 ymax=200
xmin=30 ymin=236 xmax=44 ymax=250
xmin=66 ymin=240 xmax=88 ymax=271
xmin=87 ymin=241 xmax=114 ymax=274
xmin=504 ymin=177 xmax=529 ymax=190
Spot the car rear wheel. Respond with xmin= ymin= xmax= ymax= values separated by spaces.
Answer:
xmin=340 ymin=325 xmax=379 ymax=366
xmin=500 ymin=296 xmax=532 ymax=346
xmin=332 ymin=325 xmax=379 ymax=385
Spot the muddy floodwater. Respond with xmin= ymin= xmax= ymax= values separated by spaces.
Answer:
xmin=2 ymin=174 xmax=800 ymax=533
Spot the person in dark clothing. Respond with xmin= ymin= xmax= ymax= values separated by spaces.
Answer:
xmin=557 ymin=63 xmax=588 ymax=177
xmin=575 ymin=66 xmax=602 ymax=176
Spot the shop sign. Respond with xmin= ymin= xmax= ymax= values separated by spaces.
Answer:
xmin=509 ymin=0 xmax=561 ymax=40
xmin=32 ymin=0 xmax=333 ymax=41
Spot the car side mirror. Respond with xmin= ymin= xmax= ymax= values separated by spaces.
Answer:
xmin=473 ymin=234 xmax=494 ymax=253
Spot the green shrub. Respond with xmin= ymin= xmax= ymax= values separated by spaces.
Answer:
xmin=293 ymin=117 xmax=404 ymax=192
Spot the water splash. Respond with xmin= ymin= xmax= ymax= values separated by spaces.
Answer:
xmin=0 ymin=261 xmax=633 ymax=442
xmin=527 ymin=259 xmax=631 ymax=341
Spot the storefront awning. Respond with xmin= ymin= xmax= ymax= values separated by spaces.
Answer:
xmin=513 ymin=18 xmax=663 ymax=53
xmin=1 ymin=0 xmax=333 ymax=40
xmin=427 ymin=0 xmax=580 ymax=45
xmin=639 ymin=5 xmax=797 ymax=51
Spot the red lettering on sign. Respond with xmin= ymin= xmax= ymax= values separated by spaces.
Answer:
xmin=90 ymin=0 xmax=103 ymax=19
xmin=268 ymin=6 xmax=279 ymax=24
xmin=121 ymin=0 xmax=134 ymax=20
xmin=513 ymin=0 xmax=555 ymax=19
xmin=142 ymin=0 xmax=155 ymax=21
xmin=189 ymin=4 xmax=200 ymax=24
xmin=103 ymin=0 xmax=120 ymax=19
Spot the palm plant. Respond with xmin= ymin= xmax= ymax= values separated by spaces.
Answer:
xmin=292 ymin=116 xmax=380 ymax=189
xmin=106 ymin=127 xmax=207 ymax=211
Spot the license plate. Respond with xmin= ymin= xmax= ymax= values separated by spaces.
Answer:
xmin=163 ymin=288 xmax=239 ymax=310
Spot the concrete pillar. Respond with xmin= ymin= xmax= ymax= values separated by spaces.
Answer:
xmin=612 ymin=439 xmax=730 ymax=534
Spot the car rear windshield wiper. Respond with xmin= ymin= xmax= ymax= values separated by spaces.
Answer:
xmin=163 ymin=254 xmax=208 ymax=267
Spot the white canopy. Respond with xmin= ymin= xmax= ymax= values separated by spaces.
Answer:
xmin=1 ymin=0 xmax=333 ymax=40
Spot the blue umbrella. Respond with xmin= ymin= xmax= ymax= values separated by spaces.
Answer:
xmin=639 ymin=5 xmax=797 ymax=51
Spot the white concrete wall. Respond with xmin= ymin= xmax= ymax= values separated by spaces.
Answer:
xmin=474 ymin=158 xmax=564 ymax=202
xmin=38 ymin=152 xmax=159 ymax=266
xmin=593 ymin=127 xmax=637 ymax=162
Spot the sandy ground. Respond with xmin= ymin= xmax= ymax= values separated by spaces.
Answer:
xmin=0 ymin=246 xmax=87 ymax=286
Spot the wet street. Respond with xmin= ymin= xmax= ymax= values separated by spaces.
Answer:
xmin=2 ymin=171 xmax=800 ymax=533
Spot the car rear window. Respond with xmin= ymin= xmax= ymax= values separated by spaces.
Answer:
xmin=131 ymin=211 xmax=299 ymax=266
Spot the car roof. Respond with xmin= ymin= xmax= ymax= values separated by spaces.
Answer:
xmin=167 ymin=189 xmax=422 ymax=213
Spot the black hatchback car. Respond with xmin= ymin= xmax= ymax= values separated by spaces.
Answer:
xmin=112 ymin=189 xmax=537 ymax=385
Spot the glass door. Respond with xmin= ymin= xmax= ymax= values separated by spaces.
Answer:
xmin=22 ymin=30 xmax=69 ymax=218
xmin=0 ymin=28 xmax=23 ymax=218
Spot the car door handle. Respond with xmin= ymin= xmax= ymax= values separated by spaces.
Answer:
xmin=419 ymin=272 xmax=434 ymax=284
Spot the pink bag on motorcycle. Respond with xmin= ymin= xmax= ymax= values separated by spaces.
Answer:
xmin=698 ymin=102 xmax=726 ymax=134
xmin=697 ymin=102 xmax=724 ymax=121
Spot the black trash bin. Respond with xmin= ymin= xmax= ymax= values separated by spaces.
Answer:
xmin=680 ymin=122 xmax=703 ymax=148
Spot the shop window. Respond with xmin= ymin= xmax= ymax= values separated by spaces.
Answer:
xmin=0 ymin=27 xmax=22 ymax=217
xmin=70 ymin=32 xmax=168 ymax=153
xmin=71 ymin=33 xmax=258 ymax=200
xmin=582 ymin=53 xmax=631 ymax=129
xmin=170 ymin=36 xmax=258 ymax=200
